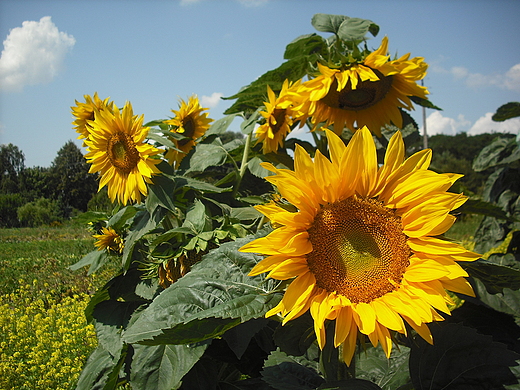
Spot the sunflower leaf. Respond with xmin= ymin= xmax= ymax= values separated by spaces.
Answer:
xmin=337 ymin=18 xmax=379 ymax=41
xmin=409 ymin=322 xmax=520 ymax=389
xmin=356 ymin=345 xmax=411 ymax=390
xmin=129 ymin=343 xmax=208 ymax=390
xmin=409 ymin=95 xmax=442 ymax=110
xmin=284 ymin=33 xmax=329 ymax=60
xmin=183 ymin=143 xmax=229 ymax=173
xmin=492 ymin=102 xmax=520 ymax=122
xmin=123 ymin=233 xmax=280 ymax=345
xmin=262 ymin=349 xmax=325 ymax=390
xmin=462 ymin=259 xmax=520 ymax=294
xmin=75 ymin=345 xmax=128 ymax=390
xmin=311 ymin=14 xmax=349 ymax=35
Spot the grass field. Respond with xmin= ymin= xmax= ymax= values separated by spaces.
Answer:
xmin=0 ymin=214 xmax=482 ymax=389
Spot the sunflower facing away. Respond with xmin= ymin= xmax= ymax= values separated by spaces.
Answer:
xmin=240 ymin=127 xmax=479 ymax=365
xmin=297 ymin=37 xmax=429 ymax=137
xmin=255 ymin=80 xmax=303 ymax=154
xmin=84 ymin=101 xmax=163 ymax=205
xmin=164 ymin=95 xmax=213 ymax=168
xmin=71 ymin=92 xmax=114 ymax=143
xmin=93 ymin=227 xmax=124 ymax=254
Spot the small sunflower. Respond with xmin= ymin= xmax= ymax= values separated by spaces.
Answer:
xmin=255 ymin=80 xmax=303 ymax=154
xmin=298 ymin=37 xmax=429 ymax=136
xmin=93 ymin=227 xmax=124 ymax=254
xmin=164 ymin=95 xmax=213 ymax=168
xmin=71 ymin=92 xmax=114 ymax=143
xmin=240 ymin=127 xmax=479 ymax=365
xmin=84 ymin=101 xmax=163 ymax=205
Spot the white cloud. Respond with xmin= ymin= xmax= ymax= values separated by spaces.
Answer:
xmin=433 ymin=62 xmax=520 ymax=91
xmin=200 ymin=92 xmax=223 ymax=108
xmin=468 ymin=112 xmax=520 ymax=135
xmin=0 ymin=16 xmax=75 ymax=92
xmin=420 ymin=111 xmax=471 ymax=136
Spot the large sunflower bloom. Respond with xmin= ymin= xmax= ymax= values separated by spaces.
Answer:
xmin=71 ymin=92 xmax=114 ymax=143
xmin=164 ymin=95 xmax=213 ymax=168
xmin=84 ymin=102 xmax=163 ymax=205
xmin=240 ymin=127 xmax=479 ymax=365
xmin=298 ymin=37 xmax=429 ymax=136
xmin=93 ymin=227 xmax=124 ymax=254
xmin=255 ymin=80 xmax=303 ymax=154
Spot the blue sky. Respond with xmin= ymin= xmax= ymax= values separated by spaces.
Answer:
xmin=1 ymin=0 xmax=519 ymax=167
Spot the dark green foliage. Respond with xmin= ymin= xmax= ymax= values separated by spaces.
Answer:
xmin=0 ymin=193 xmax=25 ymax=227
xmin=49 ymin=140 xmax=98 ymax=215
xmin=492 ymin=102 xmax=520 ymax=122
xmin=17 ymin=197 xmax=61 ymax=227
xmin=0 ymin=143 xmax=25 ymax=194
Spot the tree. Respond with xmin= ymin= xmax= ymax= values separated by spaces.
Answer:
xmin=49 ymin=140 xmax=98 ymax=214
xmin=0 ymin=143 xmax=25 ymax=194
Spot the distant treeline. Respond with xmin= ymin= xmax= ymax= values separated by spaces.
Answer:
xmin=0 ymin=141 xmax=107 ymax=227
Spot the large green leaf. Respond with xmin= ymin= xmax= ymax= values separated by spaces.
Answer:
xmin=472 ymin=136 xmax=520 ymax=172
xmin=356 ymin=345 xmax=411 ymax=390
xmin=463 ymin=259 xmax=520 ymax=294
xmin=284 ymin=33 xmax=328 ymax=60
xmin=492 ymin=102 xmax=520 ymax=122
xmin=273 ymin=312 xmax=315 ymax=357
xmin=129 ymin=343 xmax=208 ymax=390
xmin=171 ymin=175 xmax=232 ymax=194
xmin=456 ymin=198 xmax=517 ymax=222
xmin=311 ymin=14 xmax=349 ymax=35
xmin=184 ymin=143 xmax=229 ymax=173
xmin=472 ymin=278 xmax=520 ymax=318
xmin=223 ymin=56 xmax=313 ymax=115
xmin=68 ymin=249 xmax=108 ymax=275
xmin=147 ymin=174 xmax=177 ymax=214
xmin=75 ymin=345 xmax=127 ymax=390
xmin=205 ymin=114 xmax=238 ymax=137
xmin=261 ymin=349 xmax=325 ymax=390
xmin=337 ymin=18 xmax=379 ymax=41
xmin=123 ymin=233 xmax=280 ymax=345
xmin=107 ymin=205 xmax=139 ymax=231
xmin=409 ymin=322 xmax=520 ymax=389
xmin=409 ymin=95 xmax=442 ymax=111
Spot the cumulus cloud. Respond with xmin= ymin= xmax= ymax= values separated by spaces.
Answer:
xmin=468 ymin=112 xmax=520 ymax=135
xmin=432 ymin=62 xmax=520 ymax=91
xmin=200 ymin=92 xmax=223 ymax=108
xmin=0 ymin=16 xmax=75 ymax=92
xmin=420 ymin=111 xmax=471 ymax=136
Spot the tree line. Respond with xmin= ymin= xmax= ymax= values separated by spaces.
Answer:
xmin=0 ymin=141 xmax=107 ymax=227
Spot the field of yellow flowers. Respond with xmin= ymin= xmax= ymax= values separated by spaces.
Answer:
xmin=0 ymin=223 xmax=118 ymax=390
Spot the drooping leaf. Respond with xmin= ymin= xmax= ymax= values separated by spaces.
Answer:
xmin=205 ymin=114 xmax=238 ymax=137
xmin=284 ymin=33 xmax=328 ymax=60
xmin=107 ymin=205 xmax=139 ymax=232
xmin=356 ymin=345 xmax=411 ymax=390
xmin=261 ymin=349 xmax=325 ymax=390
xmin=462 ymin=259 xmax=520 ymax=294
xmin=492 ymin=102 xmax=520 ymax=122
xmin=337 ymin=18 xmax=379 ymax=41
xmin=68 ymin=249 xmax=108 ymax=275
xmin=223 ymin=318 xmax=270 ymax=359
xmin=409 ymin=95 xmax=442 ymax=111
xmin=456 ymin=198 xmax=518 ymax=222
xmin=129 ymin=342 xmax=208 ymax=390
xmin=311 ymin=14 xmax=349 ymax=35
xmin=171 ymin=175 xmax=232 ymax=194
xmin=472 ymin=136 xmax=520 ymax=172
xmin=147 ymin=174 xmax=177 ymax=214
xmin=182 ymin=199 xmax=210 ymax=234
xmin=409 ymin=322 xmax=520 ymax=389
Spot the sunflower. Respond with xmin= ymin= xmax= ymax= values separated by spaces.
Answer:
xmin=93 ymin=227 xmax=124 ymax=254
xmin=240 ymin=127 xmax=479 ymax=365
xmin=164 ymin=95 xmax=213 ymax=168
xmin=84 ymin=101 xmax=163 ymax=205
xmin=71 ymin=92 xmax=114 ymax=143
xmin=255 ymin=80 xmax=303 ymax=154
xmin=297 ymin=37 xmax=429 ymax=137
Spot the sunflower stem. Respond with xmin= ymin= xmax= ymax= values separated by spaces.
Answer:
xmin=320 ymin=321 xmax=355 ymax=381
xmin=232 ymin=131 xmax=252 ymax=198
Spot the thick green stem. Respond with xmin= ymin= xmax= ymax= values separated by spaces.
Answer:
xmin=232 ymin=132 xmax=252 ymax=198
